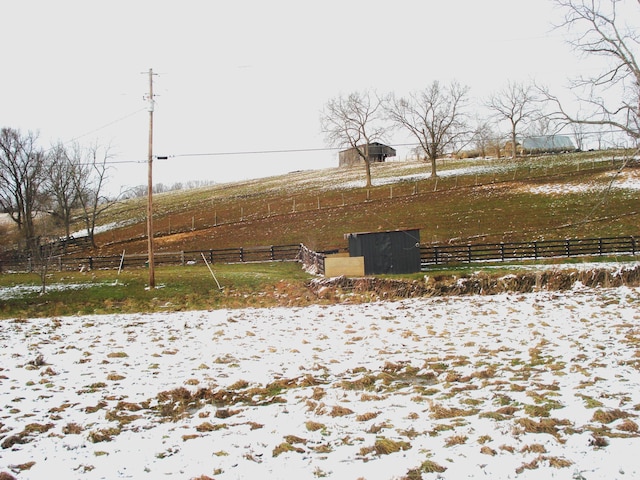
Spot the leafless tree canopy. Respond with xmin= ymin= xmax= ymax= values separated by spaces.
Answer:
xmin=321 ymin=91 xmax=387 ymax=187
xmin=45 ymin=142 xmax=81 ymax=239
xmin=0 ymin=128 xmax=47 ymax=249
xmin=487 ymin=81 xmax=540 ymax=157
xmin=69 ymin=142 xmax=117 ymax=247
xmin=546 ymin=0 xmax=640 ymax=140
xmin=386 ymin=81 xmax=470 ymax=177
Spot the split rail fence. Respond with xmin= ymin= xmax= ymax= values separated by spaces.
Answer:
xmin=0 ymin=235 xmax=637 ymax=274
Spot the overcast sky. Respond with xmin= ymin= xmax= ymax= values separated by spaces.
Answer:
xmin=1 ymin=0 xmax=602 ymax=194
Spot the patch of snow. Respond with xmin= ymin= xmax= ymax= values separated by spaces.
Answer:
xmin=69 ymin=220 xmax=137 ymax=238
xmin=523 ymin=169 xmax=640 ymax=195
xmin=1 ymin=287 xmax=639 ymax=479
xmin=0 ymin=282 xmax=112 ymax=300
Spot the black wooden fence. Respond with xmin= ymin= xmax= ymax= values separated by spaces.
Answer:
xmin=421 ymin=235 xmax=638 ymax=267
xmin=0 ymin=244 xmax=302 ymax=273
xmin=1 ymin=236 xmax=637 ymax=274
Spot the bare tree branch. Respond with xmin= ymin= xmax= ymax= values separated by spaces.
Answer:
xmin=321 ymin=91 xmax=388 ymax=187
xmin=486 ymin=81 xmax=540 ymax=157
xmin=386 ymin=81 xmax=470 ymax=177
xmin=546 ymin=0 xmax=640 ymax=141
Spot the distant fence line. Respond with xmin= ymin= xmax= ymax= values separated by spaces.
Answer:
xmin=0 ymin=244 xmax=302 ymax=273
xmin=0 ymin=235 xmax=637 ymax=274
xmin=113 ymin=158 xmax=627 ymax=241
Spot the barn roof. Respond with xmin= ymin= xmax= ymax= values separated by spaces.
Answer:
xmin=339 ymin=142 xmax=396 ymax=155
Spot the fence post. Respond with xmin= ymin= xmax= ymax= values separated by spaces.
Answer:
xmin=598 ymin=238 xmax=603 ymax=255
xmin=89 ymin=257 xmax=93 ymax=270
xmin=467 ymin=245 xmax=472 ymax=263
xmin=632 ymin=236 xmax=637 ymax=256
xmin=181 ymin=251 xmax=185 ymax=266
xmin=209 ymin=249 xmax=214 ymax=264
xmin=434 ymin=246 xmax=439 ymax=265
xmin=240 ymin=247 xmax=244 ymax=262
xmin=270 ymin=245 xmax=275 ymax=261
xmin=565 ymin=239 xmax=571 ymax=257
xmin=500 ymin=243 xmax=505 ymax=261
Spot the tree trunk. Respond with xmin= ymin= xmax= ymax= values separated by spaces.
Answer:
xmin=364 ymin=158 xmax=372 ymax=187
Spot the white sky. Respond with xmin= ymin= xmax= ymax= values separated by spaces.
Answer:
xmin=0 ymin=0 xmax=603 ymax=194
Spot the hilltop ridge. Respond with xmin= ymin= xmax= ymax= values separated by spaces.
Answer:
xmin=89 ymin=151 xmax=638 ymax=256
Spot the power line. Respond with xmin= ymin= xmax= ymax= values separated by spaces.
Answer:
xmin=169 ymin=143 xmax=422 ymax=159
xmin=63 ymin=108 xmax=147 ymax=145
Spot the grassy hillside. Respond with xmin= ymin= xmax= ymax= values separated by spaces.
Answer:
xmin=89 ymin=150 xmax=638 ymax=256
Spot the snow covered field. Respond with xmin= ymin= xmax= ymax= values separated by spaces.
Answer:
xmin=1 ymin=286 xmax=640 ymax=479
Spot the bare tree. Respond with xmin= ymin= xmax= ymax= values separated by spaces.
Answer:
xmin=69 ymin=142 xmax=118 ymax=247
xmin=45 ymin=142 xmax=80 ymax=241
xmin=569 ymin=121 xmax=588 ymax=150
xmin=487 ymin=81 xmax=540 ymax=157
xmin=321 ymin=91 xmax=388 ymax=187
xmin=543 ymin=0 xmax=640 ymax=143
xmin=386 ymin=81 xmax=470 ymax=177
xmin=0 ymin=128 xmax=47 ymax=251
xmin=471 ymin=119 xmax=496 ymax=158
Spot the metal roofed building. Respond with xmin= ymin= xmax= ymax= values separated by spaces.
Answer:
xmin=520 ymin=135 xmax=576 ymax=154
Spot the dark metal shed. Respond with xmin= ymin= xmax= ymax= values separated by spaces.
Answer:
xmin=347 ymin=229 xmax=421 ymax=275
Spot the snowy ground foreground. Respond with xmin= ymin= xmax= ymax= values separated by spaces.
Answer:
xmin=2 ymin=287 xmax=640 ymax=479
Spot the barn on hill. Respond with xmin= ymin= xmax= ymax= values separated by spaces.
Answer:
xmin=521 ymin=135 xmax=576 ymax=154
xmin=338 ymin=142 xmax=396 ymax=167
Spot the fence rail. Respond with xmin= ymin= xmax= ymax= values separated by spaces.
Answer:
xmin=421 ymin=235 xmax=638 ymax=267
xmin=0 ymin=244 xmax=302 ymax=273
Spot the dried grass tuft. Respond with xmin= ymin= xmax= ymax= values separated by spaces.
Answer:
xmin=445 ymin=435 xmax=468 ymax=447
xmin=372 ymin=438 xmax=412 ymax=455
xmin=330 ymin=405 xmax=354 ymax=417
xmin=480 ymin=445 xmax=497 ymax=456
xmin=305 ymin=421 xmax=325 ymax=432
xmin=618 ymin=418 xmax=639 ymax=432
xmin=591 ymin=408 xmax=631 ymax=424
xmin=356 ymin=411 xmax=379 ymax=422
xmin=430 ymin=404 xmax=479 ymax=419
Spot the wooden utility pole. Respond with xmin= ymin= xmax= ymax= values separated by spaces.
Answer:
xmin=146 ymin=68 xmax=156 ymax=289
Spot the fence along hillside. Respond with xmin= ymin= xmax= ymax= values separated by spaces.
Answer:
xmin=1 ymin=235 xmax=637 ymax=274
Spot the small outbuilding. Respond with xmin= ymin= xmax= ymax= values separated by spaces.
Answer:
xmin=338 ymin=142 xmax=396 ymax=167
xmin=346 ymin=229 xmax=421 ymax=275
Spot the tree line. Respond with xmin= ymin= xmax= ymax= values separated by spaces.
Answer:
xmin=0 ymin=130 xmax=116 ymax=253
xmin=321 ymin=0 xmax=640 ymax=187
